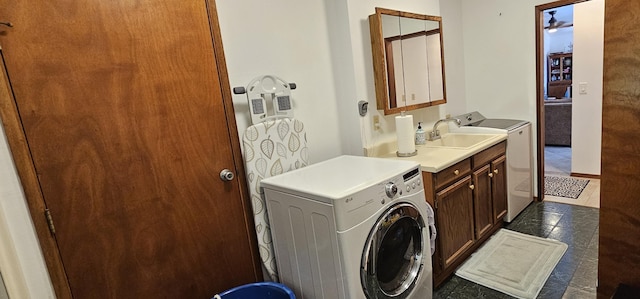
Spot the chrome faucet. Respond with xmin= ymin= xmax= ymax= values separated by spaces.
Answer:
xmin=429 ymin=118 xmax=462 ymax=141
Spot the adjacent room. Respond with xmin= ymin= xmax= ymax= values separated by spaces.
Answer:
xmin=541 ymin=4 xmax=602 ymax=210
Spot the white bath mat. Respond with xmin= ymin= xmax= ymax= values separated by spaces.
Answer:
xmin=455 ymin=229 xmax=567 ymax=299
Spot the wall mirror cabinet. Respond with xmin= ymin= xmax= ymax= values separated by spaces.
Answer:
xmin=369 ymin=7 xmax=447 ymax=115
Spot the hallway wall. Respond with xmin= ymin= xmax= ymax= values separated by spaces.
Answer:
xmin=571 ymin=0 xmax=604 ymax=176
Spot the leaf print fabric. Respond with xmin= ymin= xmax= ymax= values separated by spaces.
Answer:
xmin=277 ymin=121 xmax=289 ymax=140
xmin=240 ymin=118 xmax=309 ymax=282
xmin=260 ymin=138 xmax=274 ymax=159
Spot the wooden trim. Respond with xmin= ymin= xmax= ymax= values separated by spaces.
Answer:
xmin=369 ymin=14 xmax=389 ymax=111
xmin=536 ymin=0 xmax=589 ymax=11
xmin=375 ymin=7 xmax=442 ymax=22
xmin=384 ymin=29 xmax=441 ymax=42
xmin=534 ymin=0 xmax=588 ymax=202
xmin=439 ymin=18 xmax=448 ymax=108
xmin=535 ymin=4 xmax=545 ymax=202
xmin=384 ymin=41 xmax=397 ymax=108
xmin=570 ymin=173 xmax=601 ymax=180
xmin=205 ymin=0 xmax=262 ymax=281
xmin=0 ymin=51 xmax=72 ymax=299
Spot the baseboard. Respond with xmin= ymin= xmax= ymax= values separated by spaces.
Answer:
xmin=570 ymin=172 xmax=600 ymax=179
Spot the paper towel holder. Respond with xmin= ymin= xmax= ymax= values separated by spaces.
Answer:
xmin=396 ymin=150 xmax=417 ymax=157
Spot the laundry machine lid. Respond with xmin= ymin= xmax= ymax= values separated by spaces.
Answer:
xmin=455 ymin=111 xmax=529 ymax=131
xmin=468 ymin=119 xmax=529 ymax=131
xmin=260 ymin=155 xmax=420 ymax=202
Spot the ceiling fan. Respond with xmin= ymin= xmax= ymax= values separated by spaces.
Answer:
xmin=545 ymin=10 xmax=572 ymax=31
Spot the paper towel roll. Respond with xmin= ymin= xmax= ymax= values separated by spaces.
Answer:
xmin=396 ymin=114 xmax=416 ymax=155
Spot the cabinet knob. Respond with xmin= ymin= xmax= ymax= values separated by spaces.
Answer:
xmin=488 ymin=173 xmax=494 ymax=178
xmin=454 ymin=169 xmax=460 ymax=176
xmin=494 ymin=169 xmax=499 ymax=174
xmin=469 ymin=184 xmax=475 ymax=190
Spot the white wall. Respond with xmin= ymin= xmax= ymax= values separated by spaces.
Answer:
xmin=0 ymin=125 xmax=55 ymax=298
xmin=439 ymin=0 xmax=468 ymax=117
xmin=547 ymin=26 xmax=573 ymax=54
xmin=571 ymin=0 xmax=603 ymax=175
xmin=216 ymin=0 xmax=344 ymax=162
xmin=458 ymin=0 xmax=549 ymax=196
xmin=217 ymin=0 xmax=447 ymax=157
xmin=460 ymin=0 xmax=549 ymax=122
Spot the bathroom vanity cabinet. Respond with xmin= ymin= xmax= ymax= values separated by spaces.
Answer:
xmin=422 ymin=141 xmax=507 ymax=287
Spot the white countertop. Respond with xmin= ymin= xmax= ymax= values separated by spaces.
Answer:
xmin=377 ymin=131 xmax=507 ymax=173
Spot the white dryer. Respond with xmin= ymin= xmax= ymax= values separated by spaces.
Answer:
xmin=261 ymin=155 xmax=435 ymax=299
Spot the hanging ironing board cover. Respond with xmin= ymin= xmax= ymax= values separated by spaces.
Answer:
xmin=242 ymin=118 xmax=308 ymax=281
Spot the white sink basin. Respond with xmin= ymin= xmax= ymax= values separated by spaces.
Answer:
xmin=423 ymin=133 xmax=495 ymax=149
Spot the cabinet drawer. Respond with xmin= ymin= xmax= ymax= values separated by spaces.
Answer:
xmin=435 ymin=159 xmax=471 ymax=190
xmin=473 ymin=141 xmax=506 ymax=169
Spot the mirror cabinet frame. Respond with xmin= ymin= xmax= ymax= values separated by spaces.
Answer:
xmin=369 ymin=7 xmax=447 ymax=115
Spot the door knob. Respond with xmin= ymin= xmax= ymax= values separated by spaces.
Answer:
xmin=220 ymin=169 xmax=235 ymax=181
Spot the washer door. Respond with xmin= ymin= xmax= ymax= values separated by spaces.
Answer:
xmin=361 ymin=203 xmax=426 ymax=298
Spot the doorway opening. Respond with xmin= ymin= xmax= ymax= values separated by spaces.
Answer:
xmin=535 ymin=0 xmax=602 ymax=208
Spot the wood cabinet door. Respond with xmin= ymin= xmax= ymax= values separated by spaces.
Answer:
xmin=435 ymin=176 xmax=474 ymax=269
xmin=472 ymin=165 xmax=493 ymax=240
xmin=0 ymin=1 xmax=258 ymax=298
xmin=491 ymin=155 xmax=508 ymax=224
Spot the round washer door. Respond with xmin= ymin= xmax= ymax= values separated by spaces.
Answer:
xmin=361 ymin=202 xmax=426 ymax=298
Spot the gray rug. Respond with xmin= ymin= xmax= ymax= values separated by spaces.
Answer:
xmin=455 ymin=229 xmax=567 ymax=299
xmin=544 ymin=176 xmax=589 ymax=199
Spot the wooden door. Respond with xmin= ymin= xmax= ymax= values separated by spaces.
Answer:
xmin=472 ymin=165 xmax=492 ymax=240
xmin=491 ymin=155 xmax=507 ymax=224
xmin=435 ymin=176 xmax=474 ymax=269
xmin=0 ymin=1 xmax=259 ymax=298
xmin=600 ymin=0 xmax=640 ymax=296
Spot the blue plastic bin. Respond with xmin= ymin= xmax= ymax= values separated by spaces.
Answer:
xmin=213 ymin=282 xmax=295 ymax=299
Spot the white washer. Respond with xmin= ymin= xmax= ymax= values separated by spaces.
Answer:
xmin=455 ymin=111 xmax=534 ymax=222
xmin=261 ymin=155 xmax=435 ymax=299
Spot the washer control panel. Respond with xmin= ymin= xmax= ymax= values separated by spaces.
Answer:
xmin=334 ymin=166 xmax=425 ymax=231
xmin=385 ymin=183 xmax=398 ymax=198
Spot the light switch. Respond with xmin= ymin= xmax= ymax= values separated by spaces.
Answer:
xmin=579 ymin=82 xmax=588 ymax=95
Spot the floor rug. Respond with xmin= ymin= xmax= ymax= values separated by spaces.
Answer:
xmin=455 ymin=229 xmax=567 ymax=299
xmin=544 ymin=176 xmax=589 ymax=199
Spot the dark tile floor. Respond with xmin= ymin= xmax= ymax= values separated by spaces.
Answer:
xmin=433 ymin=201 xmax=599 ymax=299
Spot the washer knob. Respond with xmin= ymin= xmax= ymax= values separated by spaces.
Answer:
xmin=385 ymin=183 xmax=398 ymax=198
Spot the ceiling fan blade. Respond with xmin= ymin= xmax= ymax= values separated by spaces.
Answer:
xmin=556 ymin=20 xmax=567 ymax=27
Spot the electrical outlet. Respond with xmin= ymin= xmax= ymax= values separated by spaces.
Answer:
xmin=373 ymin=115 xmax=380 ymax=131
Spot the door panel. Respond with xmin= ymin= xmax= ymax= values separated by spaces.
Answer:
xmin=491 ymin=155 xmax=508 ymax=223
xmin=0 ymin=0 xmax=257 ymax=298
xmin=472 ymin=165 xmax=492 ymax=239
xmin=435 ymin=176 xmax=474 ymax=268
